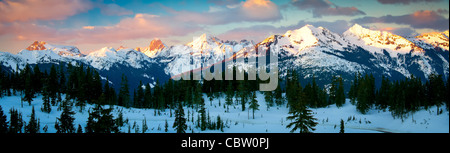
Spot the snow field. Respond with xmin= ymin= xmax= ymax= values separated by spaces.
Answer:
xmin=0 ymin=92 xmax=448 ymax=133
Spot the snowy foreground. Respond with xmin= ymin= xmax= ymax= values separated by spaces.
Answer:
xmin=0 ymin=93 xmax=448 ymax=133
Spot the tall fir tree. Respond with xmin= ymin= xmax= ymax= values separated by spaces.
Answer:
xmin=25 ymin=106 xmax=40 ymax=133
xmin=286 ymin=90 xmax=318 ymax=133
xmin=237 ymin=81 xmax=247 ymax=111
xmin=118 ymin=74 xmax=130 ymax=107
xmin=446 ymin=77 xmax=449 ymax=110
xmin=22 ymin=71 xmax=35 ymax=105
xmin=48 ymin=64 xmax=59 ymax=104
xmin=55 ymin=103 xmax=75 ymax=133
xmin=32 ymin=65 xmax=42 ymax=93
xmin=173 ymin=102 xmax=187 ymax=133
xmin=264 ymin=91 xmax=274 ymax=108
xmin=9 ymin=108 xmax=24 ymax=133
xmin=85 ymin=105 xmax=119 ymax=133
xmin=225 ymin=82 xmax=233 ymax=112
xmin=335 ymin=76 xmax=345 ymax=107
xmin=41 ymin=78 xmax=52 ymax=113
xmin=0 ymin=106 xmax=8 ymax=133
xmin=249 ymin=91 xmax=259 ymax=119
xmin=329 ymin=76 xmax=338 ymax=105
xmin=339 ymin=119 xmax=345 ymax=133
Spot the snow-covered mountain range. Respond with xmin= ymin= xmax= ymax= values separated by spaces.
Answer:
xmin=1 ymin=24 xmax=448 ymax=91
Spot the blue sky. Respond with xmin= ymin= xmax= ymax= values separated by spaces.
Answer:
xmin=0 ymin=0 xmax=448 ymax=54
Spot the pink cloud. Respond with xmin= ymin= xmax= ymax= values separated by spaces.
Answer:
xmin=240 ymin=0 xmax=281 ymax=22
xmin=74 ymin=14 xmax=202 ymax=44
xmin=165 ymin=0 xmax=282 ymax=25
xmin=0 ymin=0 xmax=93 ymax=22
xmin=0 ymin=13 xmax=203 ymax=45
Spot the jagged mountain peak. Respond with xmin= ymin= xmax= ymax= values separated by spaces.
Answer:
xmin=117 ymin=46 xmax=127 ymax=51
xmin=26 ymin=41 xmax=47 ymax=51
xmin=413 ymin=30 xmax=449 ymax=51
xmin=137 ymin=38 xmax=166 ymax=57
xmin=187 ymin=33 xmax=222 ymax=51
xmin=25 ymin=40 xmax=82 ymax=57
xmin=343 ymin=24 xmax=423 ymax=56
xmin=149 ymin=38 xmax=165 ymax=51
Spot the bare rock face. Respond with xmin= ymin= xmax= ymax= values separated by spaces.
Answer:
xmin=26 ymin=41 xmax=47 ymax=51
xmin=138 ymin=38 xmax=166 ymax=57
xmin=149 ymin=39 xmax=165 ymax=51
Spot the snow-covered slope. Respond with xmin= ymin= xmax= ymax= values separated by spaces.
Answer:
xmin=282 ymin=25 xmax=350 ymax=55
xmin=159 ymin=33 xmax=254 ymax=77
xmin=1 ymin=93 xmax=447 ymax=133
xmin=410 ymin=30 xmax=449 ymax=51
xmin=26 ymin=41 xmax=82 ymax=57
xmin=343 ymin=24 xmax=424 ymax=57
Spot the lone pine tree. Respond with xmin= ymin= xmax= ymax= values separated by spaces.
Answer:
xmin=286 ymin=91 xmax=318 ymax=133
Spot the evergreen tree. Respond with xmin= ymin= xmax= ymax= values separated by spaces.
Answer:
xmin=376 ymin=76 xmax=391 ymax=110
xmin=55 ymin=104 xmax=75 ymax=133
xmin=274 ymin=81 xmax=283 ymax=106
xmin=144 ymin=83 xmax=152 ymax=108
xmin=237 ymin=81 xmax=247 ymax=111
xmin=173 ymin=102 xmax=187 ymax=133
xmin=264 ymin=91 xmax=274 ymax=108
xmin=25 ymin=106 xmax=40 ymax=133
xmin=286 ymin=69 xmax=301 ymax=108
xmin=329 ymin=76 xmax=338 ymax=105
xmin=286 ymin=90 xmax=318 ymax=133
xmin=32 ymin=65 xmax=42 ymax=93
xmin=85 ymin=105 xmax=119 ymax=133
xmin=249 ymin=91 xmax=259 ymax=119
xmin=425 ymin=73 xmax=445 ymax=112
xmin=356 ymin=74 xmax=375 ymax=114
xmin=286 ymin=104 xmax=318 ymax=133
xmin=199 ymin=102 xmax=207 ymax=131
xmin=91 ymin=70 xmax=103 ymax=102
xmin=134 ymin=81 xmax=144 ymax=108
xmin=339 ymin=119 xmax=345 ymax=133
xmin=9 ymin=108 xmax=24 ymax=133
xmin=193 ymin=82 xmax=203 ymax=109
xmin=48 ymin=64 xmax=59 ymax=104
xmin=118 ymin=74 xmax=130 ymax=107
xmin=77 ymin=124 xmax=83 ymax=133
xmin=446 ymin=77 xmax=449 ymax=110
xmin=216 ymin=115 xmax=224 ymax=132
xmin=142 ymin=117 xmax=148 ymax=133
xmin=165 ymin=119 xmax=169 ymax=132
xmin=225 ymin=82 xmax=233 ymax=112
xmin=58 ymin=64 xmax=66 ymax=93
xmin=336 ymin=76 xmax=345 ymax=107
xmin=22 ymin=72 xmax=35 ymax=105
xmin=41 ymin=78 xmax=52 ymax=113
xmin=348 ymin=73 xmax=361 ymax=104
xmin=0 ymin=106 xmax=8 ymax=133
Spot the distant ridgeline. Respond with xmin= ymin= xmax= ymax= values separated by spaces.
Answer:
xmin=1 ymin=24 xmax=449 ymax=96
